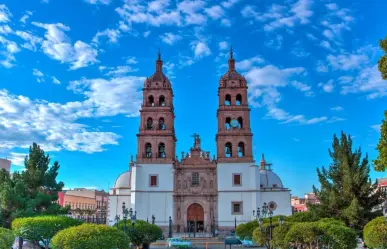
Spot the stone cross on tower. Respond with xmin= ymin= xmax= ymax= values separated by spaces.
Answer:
xmin=191 ymin=133 xmax=201 ymax=149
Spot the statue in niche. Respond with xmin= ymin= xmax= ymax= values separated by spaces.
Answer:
xmin=177 ymin=180 xmax=181 ymax=189
xmin=210 ymin=180 xmax=213 ymax=189
xmin=203 ymin=180 xmax=207 ymax=189
xmin=177 ymin=208 xmax=181 ymax=219
xmin=184 ymin=180 xmax=187 ymax=189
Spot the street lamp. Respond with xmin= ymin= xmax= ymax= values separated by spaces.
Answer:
xmin=212 ymin=216 xmax=216 ymax=237
xmin=129 ymin=208 xmax=137 ymax=231
xmin=253 ymin=203 xmax=274 ymax=248
xmin=169 ymin=216 xmax=173 ymax=238
xmin=122 ymin=202 xmax=129 ymax=233
xmin=279 ymin=216 xmax=284 ymax=228
xmin=114 ymin=214 xmax=120 ymax=229
xmin=152 ymin=214 xmax=155 ymax=225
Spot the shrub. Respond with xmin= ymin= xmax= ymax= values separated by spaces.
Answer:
xmin=117 ymin=219 xmax=162 ymax=247
xmin=363 ymin=216 xmax=387 ymax=249
xmin=285 ymin=222 xmax=321 ymax=248
xmin=286 ymin=211 xmax=319 ymax=223
xmin=326 ymin=224 xmax=357 ymax=249
xmin=0 ymin=228 xmax=15 ymax=249
xmin=236 ymin=220 xmax=259 ymax=239
xmin=12 ymin=215 xmax=82 ymax=249
xmin=272 ymin=223 xmax=292 ymax=249
xmin=51 ymin=223 xmax=129 ymax=249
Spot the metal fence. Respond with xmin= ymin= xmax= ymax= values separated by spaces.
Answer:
xmin=74 ymin=216 xmax=107 ymax=224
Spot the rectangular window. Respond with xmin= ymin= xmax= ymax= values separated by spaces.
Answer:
xmin=233 ymin=174 xmax=242 ymax=186
xmin=150 ymin=175 xmax=158 ymax=187
xmin=232 ymin=202 xmax=243 ymax=215
xmin=192 ymin=172 xmax=199 ymax=186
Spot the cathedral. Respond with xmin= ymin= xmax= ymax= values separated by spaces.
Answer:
xmin=107 ymin=50 xmax=292 ymax=233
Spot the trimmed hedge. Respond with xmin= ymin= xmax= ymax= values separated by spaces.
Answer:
xmin=0 ymin=228 xmax=15 ymax=249
xmin=117 ymin=219 xmax=162 ymax=247
xmin=51 ymin=224 xmax=130 ymax=249
xmin=363 ymin=216 xmax=387 ymax=248
xmin=12 ymin=215 xmax=82 ymax=248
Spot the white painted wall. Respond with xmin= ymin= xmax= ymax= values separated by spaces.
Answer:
xmin=260 ymin=190 xmax=292 ymax=216
xmin=107 ymin=194 xmax=131 ymax=226
xmin=217 ymin=163 xmax=260 ymax=228
xmin=131 ymin=163 xmax=174 ymax=226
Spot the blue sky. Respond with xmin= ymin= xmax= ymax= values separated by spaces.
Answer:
xmin=0 ymin=0 xmax=386 ymax=197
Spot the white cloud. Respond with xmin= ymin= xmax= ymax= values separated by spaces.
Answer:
xmin=143 ymin=31 xmax=151 ymax=37
xmin=192 ymin=41 xmax=211 ymax=58
xmin=265 ymin=34 xmax=283 ymax=50
xmin=221 ymin=0 xmax=239 ymax=8
xmin=15 ymin=31 xmax=43 ymax=51
xmin=236 ymin=56 xmax=265 ymax=71
xmin=340 ymin=65 xmax=387 ymax=99
xmin=0 ymin=25 xmax=12 ymax=34
xmin=92 ymin=29 xmax=121 ymax=44
xmin=204 ymin=5 xmax=224 ymax=20
xmin=371 ymin=124 xmax=381 ymax=132
xmin=330 ymin=106 xmax=344 ymax=111
xmin=0 ymin=5 xmax=12 ymax=23
xmin=7 ymin=152 xmax=26 ymax=167
xmin=266 ymin=106 xmax=328 ymax=125
xmin=0 ymin=35 xmax=20 ymax=68
xmin=125 ymin=56 xmax=138 ymax=64
xmin=221 ymin=18 xmax=231 ymax=27
xmin=160 ymin=32 xmax=182 ymax=45
xmin=242 ymin=0 xmax=313 ymax=31
xmin=292 ymin=138 xmax=300 ymax=142
xmin=318 ymin=80 xmax=335 ymax=93
xmin=291 ymin=81 xmax=313 ymax=96
xmin=52 ymin=76 xmax=61 ymax=84
xmin=32 ymin=22 xmax=98 ymax=70
xmin=327 ymin=52 xmax=369 ymax=71
xmin=100 ymin=65 xmax=139 ymax=76
xmin=0 ymin=89 xmax=121 ymax=153
xmin=320 ymin=40 xmax=334 ymax=51
xmin=316 ymin=60 xmax=328 ymax=72
xmin=20 ymin=11 xmax=32 ymax=24
xmin=85 ymin=0 xmax=111 ymax=4
xmin=33 ymin=68 xmax=44 ymax=77
xmin=218 ymin=41 xmax=228 ymax=50
xmin=68 ymin=76 xmax=144 ymax=117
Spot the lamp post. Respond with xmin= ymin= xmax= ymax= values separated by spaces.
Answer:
xmin=212 ymin=216 xmax=216 ymax=237
xmin=122 ymin=202 xmax=129 ymax=233
xmin=169 ymin=216 xmax=173 ymax=238
xmin=114 ymin=214 xmax=120 ymax=229
xmin=152 ymin=214 xmax=155 ymax=225
xmin=279 ymin=216 xmax=284 ymax=228
xmin=129 ymin=208 xmax=137 ymax=231
xmin=383 ymin=207 xmax=387 ymax=223
xmin=253 ymin=203 xmax=273 ymax=248
xmin=234 ymin=216 xmax=237 ymax=232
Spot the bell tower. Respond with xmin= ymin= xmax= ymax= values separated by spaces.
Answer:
xmin=216 ymin=48 xmax=254 ymax=163
xmin=136 ymin=52 xmax=176 ymax=164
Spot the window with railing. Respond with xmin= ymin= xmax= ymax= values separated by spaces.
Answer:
xmin=192 ymin=172 xmax=199 ymax=186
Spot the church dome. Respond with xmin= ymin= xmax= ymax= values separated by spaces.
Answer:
xmin=260 ymin=169 xmax=283 ymax=188
xmin=114 ymin=171 xmax=131 ymax=189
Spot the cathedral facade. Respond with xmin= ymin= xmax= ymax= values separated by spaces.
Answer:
xmin=108 ymin=51 xmax=292 ymax=233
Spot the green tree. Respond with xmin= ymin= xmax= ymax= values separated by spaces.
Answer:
xmin=236 ymin=220 xmax=259 ymax=239
xmin=0 ymin=228 xmax=15 ymax=249
xmin=373 ymin=111 xmax=387 ymax=172
xmin=0 ymin=143 xmax=68 ymax=227
xmin=378 ymin=35 xmax=387 ymax=80
xmin=311 ymin=132 xmax=383 ymax=228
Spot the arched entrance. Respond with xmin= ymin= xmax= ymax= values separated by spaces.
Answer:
xmin=187 ymin=203 xmax=204 ymax=233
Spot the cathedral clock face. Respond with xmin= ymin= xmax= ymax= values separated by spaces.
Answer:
xmin=230 ymin=119 xmax=239 ymax=128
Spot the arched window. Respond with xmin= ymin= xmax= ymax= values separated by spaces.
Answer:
xmin=225 ymin=117 xmax=231 ymax=130
xmin=158 ymin=143 xmax=166 ymax=158
xmin=159 ymin=95 xmax=166 ymax=106
xmin=238 ymin=142 xmax=245 ymax=157
xmin=158 ymin=117 xmax=166 ymax=130
xmin=145 ymin=143 xmax=152 ymax=158
xmin=236 ymin=94 xmax=242 ymax=106
xmin=146 ymin=117 xmax=153 ymax=130
xmin=225 ymin=142 xmax=232 ymax=157
xmin=225 ymin=94 xmax=231 ymax=106
xmin=237 ymin=117 xmax=243 ymax=129
xmin=148 ymin=95 xmax=155 ymax=106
